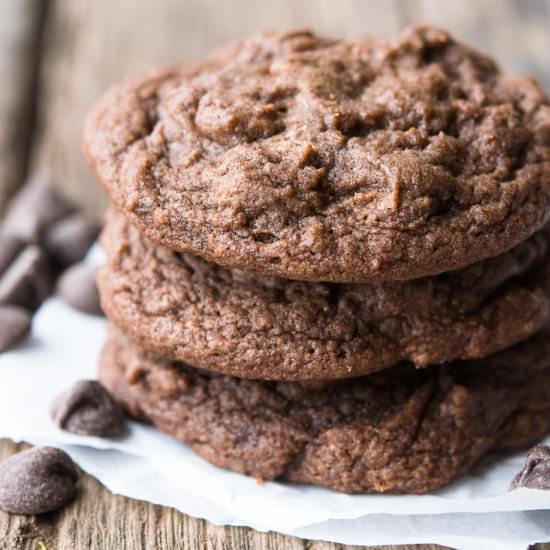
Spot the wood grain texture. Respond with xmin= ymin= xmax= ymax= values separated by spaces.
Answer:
xmin=0 ymin=0 xmax=549 ymax=548
xmin=0 ymin=0 xmax=47 ymax=212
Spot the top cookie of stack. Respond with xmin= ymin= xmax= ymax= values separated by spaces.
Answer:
xmin=84 ymin=26 xmax=550 ymax=284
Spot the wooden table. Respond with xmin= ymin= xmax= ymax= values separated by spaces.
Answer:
xmin=1 ymin=1 xmax=550 ymax=548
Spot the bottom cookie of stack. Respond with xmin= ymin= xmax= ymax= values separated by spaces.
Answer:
xmin=99 ymin=328 xmax=550 ymax=494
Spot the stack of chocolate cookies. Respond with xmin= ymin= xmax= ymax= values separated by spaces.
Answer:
xmin=83 ymin=26 xmax=550 ymax=494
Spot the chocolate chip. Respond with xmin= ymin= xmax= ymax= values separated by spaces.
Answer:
xmin=3 ymin=176 xmax=77 ymax=242
xmin=0 ymin=305 xmax=32 ymax=352
xmin=0 ymin=245 xmax=51 ymax=310
xmin=57 ymin=262 xmax=102 ymax=316
xmin=0 ymin=447 xmax=79 ymax=514
xmin=0 ymin=231 xmax=24 ymax=275
xmin=511 ymin=444 xmax=550 ymax=490
xmin=44 ymin=214 xmax=101 ymax=268
xmin=51 ymin=380 xmax=127 ymax=437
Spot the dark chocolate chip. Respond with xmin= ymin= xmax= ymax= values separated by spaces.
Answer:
xmin=0 ymin=447 xmax=79 ymax=514
xmin=3 ymin=175 xmax=77 ymax=242
xmin=511 ymin=444 xmax=550 ymax=490
xmin=0 ymin=305 xmax=32 ymax=352
xmin=0 ymin=231 xmax=24 ymax=275
xmin=44 ymin=214 xmax=101 ymax=268
xmin=57 ymin=262 xmax=102 ymax=316
xmin=51 ymin=380 xmax=127 ymax=437
xmin=0 ymin=245 xmax=52 ymax=310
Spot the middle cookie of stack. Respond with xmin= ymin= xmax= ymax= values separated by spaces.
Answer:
xmin=99 ymin=211 xmax=550 ymax=381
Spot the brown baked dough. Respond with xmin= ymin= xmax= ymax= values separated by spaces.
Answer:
xmin=99 ymin=212 xmax=550 ymax=380
xmin=84 ymin=26 xmax=550 ymax=282
xmin=99 ymin=328 xmax=550 ymax=494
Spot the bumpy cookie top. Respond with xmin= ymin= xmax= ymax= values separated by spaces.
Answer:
xmin=99 ymin=213 xmax=550 ymax=380
xmin=84 ymin=26 xmax=550 ymax=282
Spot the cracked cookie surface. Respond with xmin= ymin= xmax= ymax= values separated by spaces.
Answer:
xmin=84 ymin=26 xmax=550 ymax=282
xmin=99 ymin=212 xmax=550 ymax=380
xmin=99 ymin=328 xmax=550 ymax=494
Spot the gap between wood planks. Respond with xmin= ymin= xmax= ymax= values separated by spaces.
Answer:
xmin=0 ymin=0 xmax=50 ymax=213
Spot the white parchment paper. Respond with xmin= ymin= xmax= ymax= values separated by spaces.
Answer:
xmin=0 ymin=296 xmax=549 ymax=549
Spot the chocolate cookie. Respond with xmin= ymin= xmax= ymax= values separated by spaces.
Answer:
xmin=83 ymin=26 xmax=550 ymax=283
xmin=98 ymin=212 xmax=550 ymax=380
xmin=99 ymin=328 xmax=550 ymax=494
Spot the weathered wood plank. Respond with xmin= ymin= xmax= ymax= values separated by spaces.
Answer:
xmin=0 ymin=0 xmax=47 ymax=212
